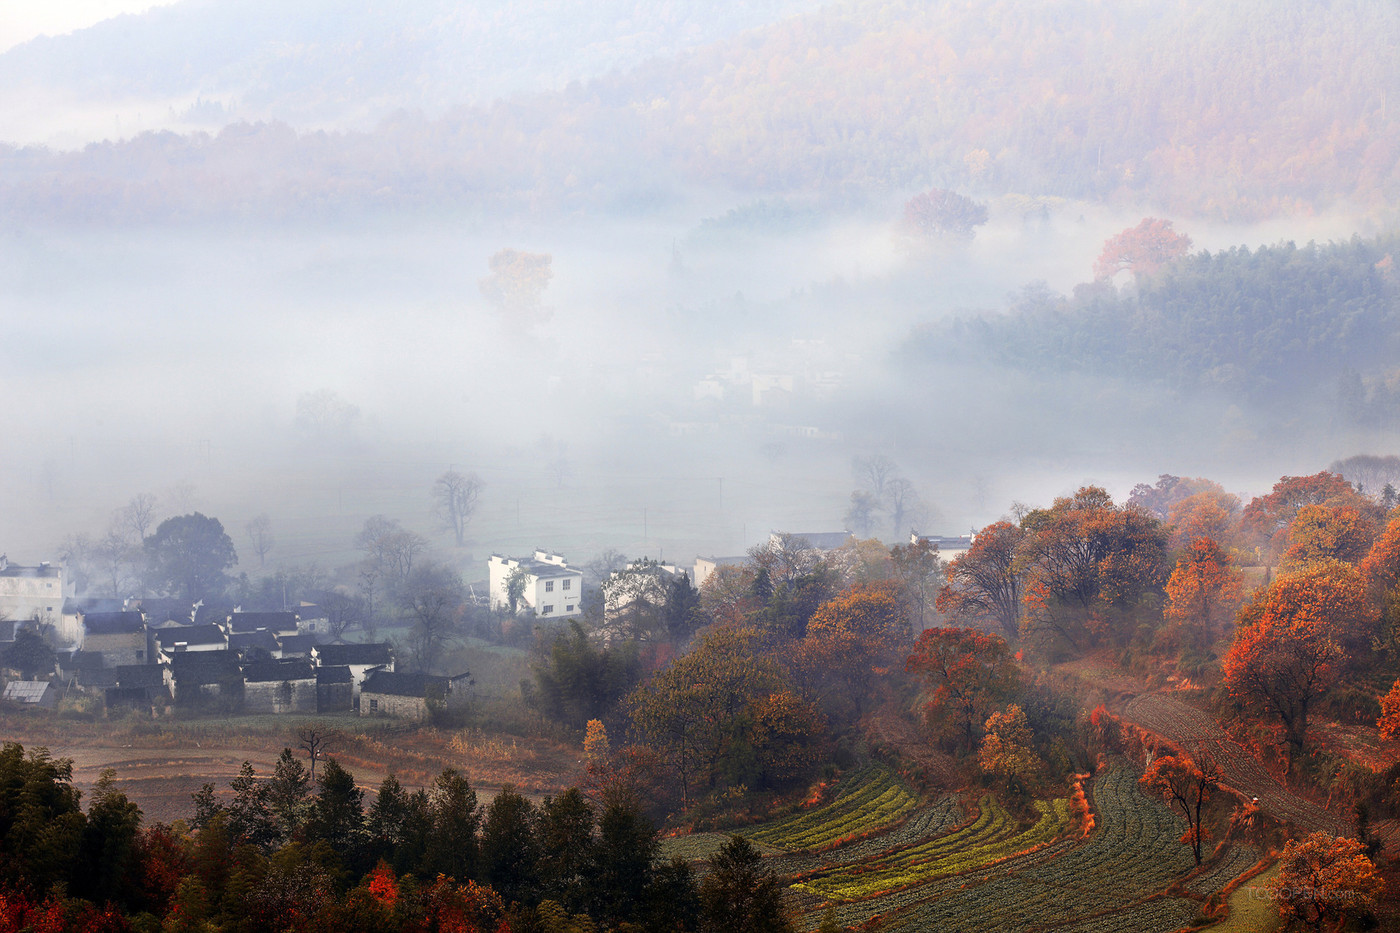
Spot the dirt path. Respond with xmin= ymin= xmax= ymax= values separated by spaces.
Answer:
xmin=1120 ymin=693 xmax=1351 ymax=837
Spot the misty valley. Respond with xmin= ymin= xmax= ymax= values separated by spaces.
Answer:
xmin=2 ymin=0 xmax=1400 ymax=931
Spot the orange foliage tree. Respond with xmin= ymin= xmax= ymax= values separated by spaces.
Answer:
xmin=1238 ymin=559 xmax=1377 ymax=654
xmin=1359 ymin=512 xmax=1400 ymax=593
xmin=1016 ymin=487 xmax=1169 ymax=652
xmin=1139 ymin=750 xmax=1221 ymax=864
xmin=1223 ymin=606 xmax=1343 ymax=765
xmin=978 ymin=704 xmax=1041 ymax=787
xmin=1128 ymin=474 xmax=1230 ymax=521
xmin=1379 ymin=678 xmax=1400 ymax=742
xmin=905 ymin=627 xmax=1020 ymax=752
xmin=1092 ymin=218 xmax=1192 ymax=281
xmin=936 ymin=520 xmax=1025 ymax=641
xmin=1268 ymin=832 xmax=1385 ymax=931
xmin=798 ymin=582 xmax=911 ymax=718
xmin=1161 ymin=537 xmax=1244 ymax=653
xmin=1239 ymin=472 xmax=1373 ymax=559
xmin=1282 ymin=503 xmax=1378 ymax=569
xmin=1166 ymin=489 xmax=1241 ymax=551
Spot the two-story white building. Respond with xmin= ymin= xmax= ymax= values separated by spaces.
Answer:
xmin=0 ymin=555 xmax=76 ymax=642
xmin=487 ymin=551 xmax=584 ymax=620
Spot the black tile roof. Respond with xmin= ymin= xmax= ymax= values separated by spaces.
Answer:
xmin=361 ymin=670 xmax=447 ymax=698
xmin=226 ymin=611 xmax=298 ymax=633
xmin=313 ymin=642 xmax=393 ymax=666
xmin=83 ymin=611 xmax=146 ymax=635
xmin=243 ymin=659 xmax=315 ymax=684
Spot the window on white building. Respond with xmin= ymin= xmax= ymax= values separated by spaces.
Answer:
xmin=566 ymin=605 xmax=575 ymax=613
xmin=562 ymin=579 xmax=571 ymax=591
xmin=542 ymin=605 xmax=554 ymax=615
xmin=545 ymin=580 xmax=555 ymax=592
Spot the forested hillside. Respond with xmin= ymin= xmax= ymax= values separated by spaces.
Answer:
xmin=901 ymin=233 xmax=1400 ymax=422
xmin=1 ymin=0 xmax=1395 ymax=222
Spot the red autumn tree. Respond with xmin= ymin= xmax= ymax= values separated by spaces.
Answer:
xmin=1093 ymin=218 xmax=1192 ymax=281
xmin=1140 ymin=750 xmax=1221 ymax=865
xmin=1239 ymin=472 xmax=1374 ymax=558
xmin=1359 ymin=512 xmax=1400 ymax=593
xmin=1246 ymin=559 xmax=1376 ymax=654
xmin=1223 ymin=608 xmax=1342 ymax=765
xmin=1379 ymin=678 xmax=1400 ymax=742
xmin=1268 ymin=832 xmax=1385 ymax=931
xmin=1282 ymin=503 xmax=1378 ymax=569
xmin=1161 ymin=537 xmax=1244 ymax=652
xmin=937 ymin=520 xmax=1025 ymax=641
xmin=906 ymin=627 xmax=1020 ymax=752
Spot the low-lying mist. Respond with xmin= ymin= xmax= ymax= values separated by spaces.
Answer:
xmin=1 ymin=197 xmax=1389 ymax=581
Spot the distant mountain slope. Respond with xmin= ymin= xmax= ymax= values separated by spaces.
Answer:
xmin=0 ymin=0 xmax=826 ymax=126
xmin=1 ymin=0 xmax=1396 ymax=222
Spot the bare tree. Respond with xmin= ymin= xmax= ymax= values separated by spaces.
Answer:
xmin=93 ymin=528 xmax=139 ymax=597
xmin=886 ymin=477 xmax=929 ymax=540
xmin=319 ymin=588 xmax=364 ymax=640
xmin=295 ymin=389 xmax=360 ymax=439
xmin=295 ymin=725 xmax=338 ymax=781
xmin=356 ymin=516 xmax=428 ymax=592
xmin=119 ymin=493 xmax=159 ymax=542
xmin=400 ymin=562 xmax=466 ymax=670
xmin=853 ymin=455 xmax=900 ymax=500
xmin=246 ymin=514 xmax=275 ymax=567
xmin=432 ymin=470 xmax=482 ymax=546
xmin=748 ymin=533 xmax=821 ymax=587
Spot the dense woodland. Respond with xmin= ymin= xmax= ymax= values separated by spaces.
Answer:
xmin=1 ymin=0 xmax=1396 ymax=222
xmin=903 ymin=230 xmax=1400 ymax=424
xmin=6 ymin=461 xmax=1400 ymax=930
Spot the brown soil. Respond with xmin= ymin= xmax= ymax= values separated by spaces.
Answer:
xmin=0 ymin=710 xmax=581 ymax=824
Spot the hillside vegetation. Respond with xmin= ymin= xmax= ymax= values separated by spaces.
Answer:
xmin=1 ymin=0 xmax=1396 ymax=222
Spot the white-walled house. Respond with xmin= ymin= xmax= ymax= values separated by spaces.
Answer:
xmin=909 ymin=532 xmax=976 ymax=563
xmin=0 ymin=555 xmax=76 ymax=642
xmin=487 ymin=551 xmax=584 ymax=620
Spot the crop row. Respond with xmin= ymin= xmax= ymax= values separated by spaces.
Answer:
xmin=1121 ymin=695 xmax=1348 ymax=836
xmin=767 ymin=795 xmax=964 ymax=877
xmin=794 ymin=837 xmax=1083 ymax=930
xmin=1039 ymin=896 xmax=1202 ymax=933
xmin=875 ymin=764 xmax=1198 ymax=933
xmin=1185 ymin=845 xmax=1262 ymax=896
xmin=746 ymin=767 xmax=917 ymax=850
xmin=795 ymin=797 xmax=1071 ymax=901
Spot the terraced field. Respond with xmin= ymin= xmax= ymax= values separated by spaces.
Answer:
xmin=666 ymin=760 xmax=1262 ymax=932
xmin=1121 ymin=694 xmax=1350 ymax=836
xmin=794 ymin=796 xmax=1071 ymax=901
xmin=747 ymin=767 xmax=919 ymax=850
xmin=875 ymin=766 xmax=1200 ymax=932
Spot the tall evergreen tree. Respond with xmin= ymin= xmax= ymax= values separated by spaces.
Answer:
xmin=479 ymin=785 xmax=540 ymax=906
xmin=536 ymin=788 xmax=596 ymax=913
xmin=699 ymin=836 xmax=793 ymax=933
xmin=592 ymin=793 xmax=658 ymax=926
xmin=266 ymin=748 xmax=311 ymax=844
xmin=424 ymin=768 xmax=480 ymax=881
